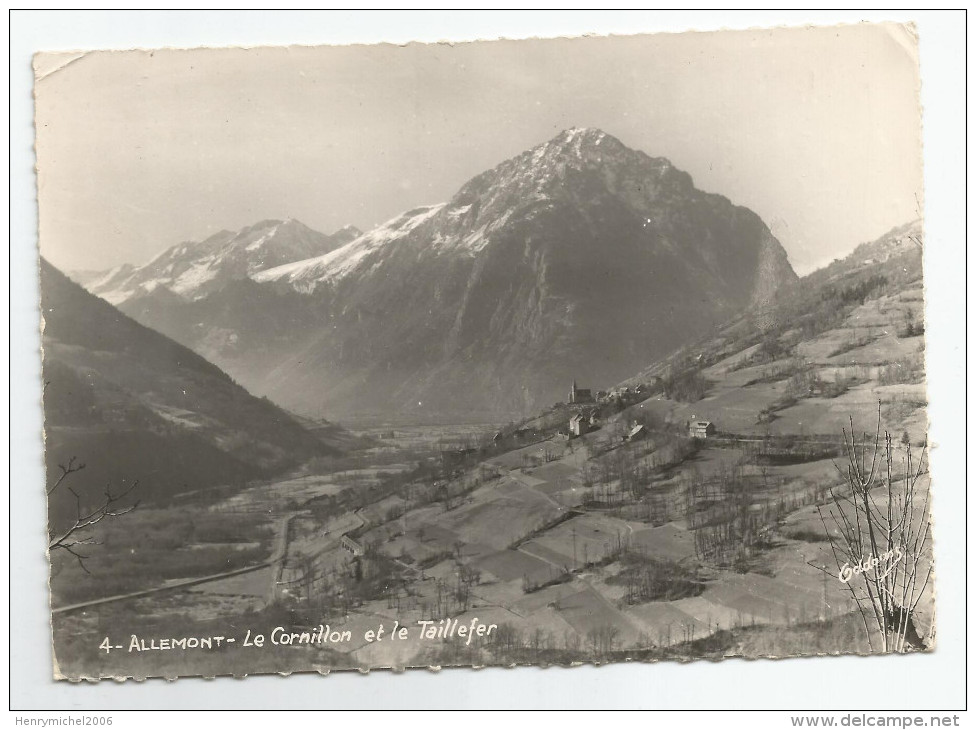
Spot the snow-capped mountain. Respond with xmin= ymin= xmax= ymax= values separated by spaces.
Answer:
xmin=106 ymin=128 xmax=798 ymax=419
xmin=87 ymin=219 xmax=361 ymax=304
xmin=254 ymin=205 xmax=448 ymax=291
xmin=256 ymin=128 xmax=793 ymax=306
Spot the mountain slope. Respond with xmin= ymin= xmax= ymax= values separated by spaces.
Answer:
xmin=88 ymin=219 xmax=361 ymax=304
xmin=608 ymin=220 xmax=926 ymax=439
xmin=108 ymin=128 xmax=797 ymax=420
xmin=40 ymin=258 xmax=340 ymax=524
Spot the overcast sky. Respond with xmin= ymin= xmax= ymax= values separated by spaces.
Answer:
xmin=34 ymin=23 xmax=922 ymax=276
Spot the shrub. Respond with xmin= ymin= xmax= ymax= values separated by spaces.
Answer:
xmin=662 ymin=369 xmax=710 ymax=403
xmin=607 ymin=553 xmax=704 ymax=603
xmin=878 ymin=356 xmax=925 ymax=385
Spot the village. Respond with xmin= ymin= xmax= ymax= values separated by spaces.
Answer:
xmin=562 ymin=380 xmax=715 ymax=441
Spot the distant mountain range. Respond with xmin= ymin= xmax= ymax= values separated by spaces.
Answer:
xmin=77 ymin=128 xmax=798 ymax=420
xmin=87 ymin=219 xmax=361 ymax=305
xmin=41 ymin=259 xmax=343 ymax=523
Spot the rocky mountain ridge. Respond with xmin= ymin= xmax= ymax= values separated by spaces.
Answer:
xmin=86 ymin=128 xmax=799 ymax=420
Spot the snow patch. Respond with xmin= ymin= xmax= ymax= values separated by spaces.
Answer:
xmin=89 ymin=264 xmax=131 ymax=291
xmin=99 ymin=288 xmax=134 ymax=306
xmin=532 ymin=143 xmax=550 ymax=166
xmin=256 ymin=203 xmax=446 ymax=287
xmin=245 ymin=223 xmax=280 ymax=252
xmin=460 ymin=226 xmax=488 ymax=253
xmin=171 ymin=260 xmax=219 ymax=296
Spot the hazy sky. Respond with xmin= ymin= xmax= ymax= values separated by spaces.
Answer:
xmin=34 ymin=23 xmax=923 ymax=276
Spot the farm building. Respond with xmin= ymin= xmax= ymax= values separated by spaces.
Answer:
xmin=341 ymin=535 xmax=365 ymax=557
xmin=689 ymin=419 xmax=716 ymax=439
xmin=569 ymin=380 xmax=594 ymax=404
xmin=627 ymin=424 xmax=649 ymax=441
xmin=569 ymin=413 xmax=590 ymax=437
xmin=607 ymin=386 xmax=633 ymax=403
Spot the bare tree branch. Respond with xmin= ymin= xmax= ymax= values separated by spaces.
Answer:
xmin=47 ymin=456 xmax=86 ymax=496
xmin=816 ymin=405 xmax=931 ymax=652
xmin=47 ymin=456 xmax=140 ymax=573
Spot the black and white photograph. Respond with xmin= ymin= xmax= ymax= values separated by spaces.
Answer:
xmin=30 ymin=19 xmax=943 ymax=686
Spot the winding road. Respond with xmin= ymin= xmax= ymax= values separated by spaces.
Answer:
xmin=53 ymin=512 xmax=297 ymax=616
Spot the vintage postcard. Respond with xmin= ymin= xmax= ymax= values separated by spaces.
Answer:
xmin=35 ymin=23 xmax=933 ymax=681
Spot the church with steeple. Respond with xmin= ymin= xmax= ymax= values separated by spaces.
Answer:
xmin=569 ymin=380 xmax=593 ymax=404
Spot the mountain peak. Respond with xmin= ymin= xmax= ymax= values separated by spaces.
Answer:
xmin=557 ymin=126 xmax=608 ymax=140
xmin=507 ymin=126 xmax=679 ymax=186
xmin=448 ymin=125 xmax=685 ymax=219
xmin=535 ymin=127 xmax=622 ymax=159
xmin=334 ymin=223 xmax=364 ymax=237
xmin=250 ymin=218 xmax=285 ymax=229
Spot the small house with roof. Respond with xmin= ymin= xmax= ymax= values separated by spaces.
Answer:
xmin=341 ymin=535 xmax=365 ymax=557
xmin=627 ymin=424 xmax=649 ymax=442
xmin=569 ymin=413 xmax=590 ymax=437
xmin=689 ymin=418 xmax=716 ymax=439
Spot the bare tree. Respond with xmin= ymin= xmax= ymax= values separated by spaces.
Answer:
xmin=47 ymin=456 xmax=139 ymax=573
xmin=814 ymin=406 xmax=932 ymax=652
xmin=301 ymin=555 xmax=318 ymax=603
